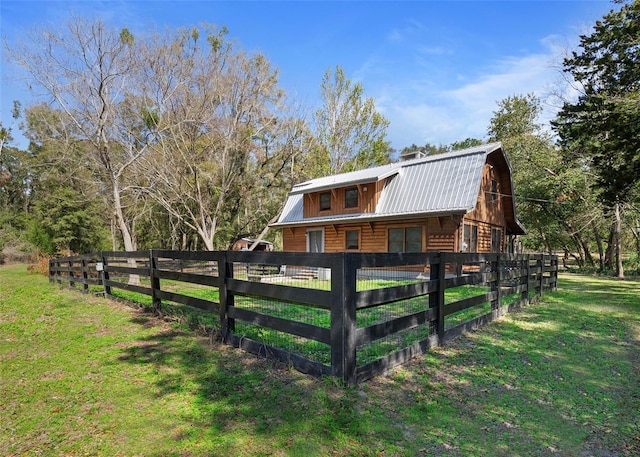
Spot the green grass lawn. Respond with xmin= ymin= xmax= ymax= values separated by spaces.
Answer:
xmin=2 ymin=264 xmax=638 ymax=456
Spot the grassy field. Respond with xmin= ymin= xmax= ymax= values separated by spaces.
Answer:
xmin=1 ymin=264 xmax=638 ymax=456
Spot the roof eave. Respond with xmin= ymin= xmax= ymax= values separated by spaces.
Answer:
xmin=270 ymin=209 xmax=469 ymax=228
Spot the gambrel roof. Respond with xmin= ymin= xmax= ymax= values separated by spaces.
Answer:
xmin=273 ymin=142 xmax=525 ymax=235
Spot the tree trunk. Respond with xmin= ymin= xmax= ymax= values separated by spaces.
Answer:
xmin=604 ymin=223 xmax=615 ymax=269
xmin=112 ymin=176 xmax=140 ymax=285
xmin=614 ymin=202 xmax=624 ymax=279
xmin=592 ymin=221 xmax=605 ymax=271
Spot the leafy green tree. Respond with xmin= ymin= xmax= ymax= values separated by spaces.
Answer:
xmin=22 ymin=104 xmax=111 ymax=255
xmin=553 ymin=0 xmax=640 ymax=277
xmin=398 ymin=143 xmax=448 ymax=160
xmin=314 ymin=65 xmax=390 ymax=173
xmin=488 ymin=94 xmax=604 ymax=264
xmin=450 ymin=138 xmax=483 ymax=151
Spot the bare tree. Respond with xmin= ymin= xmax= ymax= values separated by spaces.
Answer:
xmin=133 ymin=26 xmax=306 ymax=250
xmin=7 ymin=18 xmax=151 ymax=254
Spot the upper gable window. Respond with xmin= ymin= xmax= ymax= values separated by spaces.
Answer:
xmin=345 ymin=188 xmax=358 ymax=208
xmin=491 ymin=179 xmax=498 ymax=201
xmin=319 ymin=192 xmax=331 ymax=211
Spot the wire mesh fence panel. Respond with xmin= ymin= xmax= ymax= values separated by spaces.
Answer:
xmin=356 ymin=264 xmax=429 ymax=291
xmin=356 ymin=297 xmax=434 ymax=366
xmin=233 ymin=261 xmax=332 ymax=290
xmin=233 ymin=321 xmax=331 ymax=365
xmin=232 ymin=294 xmax=331 ymax=365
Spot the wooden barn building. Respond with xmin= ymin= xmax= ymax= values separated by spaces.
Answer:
xmin=271 ymin=142 xmax=525 ymax=254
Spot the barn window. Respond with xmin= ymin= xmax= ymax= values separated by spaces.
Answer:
xmin=491 ymin=179 xmax=498 ymax=201
xmin=491 ymin=228 xmax=502 ymax=253
xmin=345 ymin=188 xmax=358 ymax=208
xmin=462 ymin=224 xmax=478 ymax=253
xmin=319 ymin=192 xmax=331 ymax=211
xmin=345 ymin=230 xmax=359 ymax=250
xmin=388 ymin=227 xmax=422 ymax=253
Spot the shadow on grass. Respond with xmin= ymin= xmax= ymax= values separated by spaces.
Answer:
xmin=113 ymin=274 xmax=639 ymax=456
xmin=115 ymin=317 xmax=371 ymax=456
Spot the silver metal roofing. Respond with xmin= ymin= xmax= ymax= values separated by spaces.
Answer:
xmin=273 ymin=142 xmax=522 ymax=230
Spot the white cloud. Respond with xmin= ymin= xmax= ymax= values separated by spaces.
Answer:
xmin=375 ymin=36 xmax=575 ymax=149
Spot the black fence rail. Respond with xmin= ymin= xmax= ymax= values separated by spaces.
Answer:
xmin=50 ymin=250 xmax=558 ymax=384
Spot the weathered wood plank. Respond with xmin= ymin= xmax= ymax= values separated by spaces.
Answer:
xmin=227 ymin=334 xmax=332 ymax=378
xmin=230 ymin=307 xmax=330 ymax=344
xmin=156 ymin=290 xmax=218 ymax=312
xmin=104 ymin=280 xmax=152 ymax=296
xmin=356 ymin=335 xmax=439 ymax=383
xmin=445 ymin=271 xmax=497 ymax=288
xmin=355 ymin=280 xmax=437 ymax=309
xmin=355 ymin=308 xmax=437 ymax=346
xmin=154 ymin=269 xmax=219 ymax=287
xmin=105 ymin=265 xmax=151 ymax=277
xmin=444 ymin=291 xmax=497 ymax=316
xmin=227 ymin=278 xmax=331 ymax=309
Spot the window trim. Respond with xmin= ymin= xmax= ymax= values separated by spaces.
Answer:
xmin=306 ymin=228 xmax=325 ymax=253
xmin=345 ymin=229 xmax=360 ymax=250
xmin=491 ymin=228 xmax=502 ymax=253
xmin=344 ymin=187 xmax=358 ymax=209
xmin=491 ymin=179 xmax=498 ymax=201
xmin=462 ymin=223 xmax=478 ymax=253
xmin=319 ymin=191 xmax=331 ymax=211
xmin=388 ymin=226 xmax=422 ymax=253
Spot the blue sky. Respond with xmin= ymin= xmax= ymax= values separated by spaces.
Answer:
xmin=1 ymin=0 xmax=615 ymax=151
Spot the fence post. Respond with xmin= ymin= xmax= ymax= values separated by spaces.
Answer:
xmin=520 ymin=255 xmax=529 ymax=304
xmin=68 ymin=259 xmax=75 ymax=288
xmin=551 ymin=256 xmax=558 ymax=291
xmin=49 ymin=259 xmax=54 ymax=283
xmin=81 ymin=256 xmax=89 ymax=292
xmin=218 ymin=250 xmax=234 ymax=342
xmin=330 ymin=253 xmax=357 ymax=384
xmin=101 ymin=252 xmax=112 ymax=296
xmin=344 ymin=253 xmax=357 ymax=385
xmin=490 ymin=254 xmax=502 ymax=316
xmin=150 ymin=250 xmax=161 ymax=311
xmin=429 ymin=252 xmax=446 ymax=344
xmin=540 ymin=254 xmax=545 ymax=297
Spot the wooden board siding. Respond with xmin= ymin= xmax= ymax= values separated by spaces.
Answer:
xmin=465 ymin=162 xmax=507 ymax=228
xmin=462 ymin=160 xmax=508 ymax=253
xmin=282 ymin=217 xmax=460 ymax=253
xmin=282 ymin=227 xmax=307 ymax=252
xmin=303 ymin=183 xmax=377 ymax=218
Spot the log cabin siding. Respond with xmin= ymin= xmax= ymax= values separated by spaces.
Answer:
xmin=282 ymin=217 xmax=462 ymax=253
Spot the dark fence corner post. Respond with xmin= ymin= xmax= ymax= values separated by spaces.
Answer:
xmin=330 ymin=253 xmax=356 ymax=384
xmin=218 ymin=250 xmax=234 ymax=343
xmin=429 ymin=252 xmax=446 ymax=344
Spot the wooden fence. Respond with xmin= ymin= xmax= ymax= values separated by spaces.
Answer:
xmin=50 ymin=250 xmax=558 ymax=384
